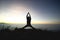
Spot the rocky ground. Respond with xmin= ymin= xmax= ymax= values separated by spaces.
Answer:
xmin=0 ymin=28 xmax=60 ymax=40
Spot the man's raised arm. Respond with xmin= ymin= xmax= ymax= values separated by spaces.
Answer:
xmin=26 ymin=12 xmax=31 ymax=17
xmin=28 ymin=13 xmax=31 ymax=17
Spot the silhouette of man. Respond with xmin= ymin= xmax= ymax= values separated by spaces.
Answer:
xmin=22 ymin=12 xmax=35 ymax=29
xmin=26 ymin=12 xmax=31 ymax=25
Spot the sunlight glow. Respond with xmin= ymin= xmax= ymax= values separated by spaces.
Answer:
xmin=0 ymin=4 xmax=27 ymax=24
xmin=0 ymin=4 xmax=59 ymax=24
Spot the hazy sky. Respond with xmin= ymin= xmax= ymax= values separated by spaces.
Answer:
xmin=0 ymin=0 xmax=60 ymax=24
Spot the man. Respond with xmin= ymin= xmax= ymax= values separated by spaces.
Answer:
xmin=26 ymin=12 xmax=31 ymax=25
xmin=22 ymin=12 xmax=35 ymax=29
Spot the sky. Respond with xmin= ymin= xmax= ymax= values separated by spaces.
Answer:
xmin=0 ymin=0 xmax=60 ymax=24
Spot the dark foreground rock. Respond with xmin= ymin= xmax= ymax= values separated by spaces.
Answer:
xmin=0 ymin=29 xmax=60 ymax=40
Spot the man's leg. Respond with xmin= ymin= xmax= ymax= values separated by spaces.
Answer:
xmin=22 ymin=25 xmax=27 ymax=29
xmin=30 ymin=25 xmax=36 ymax=29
